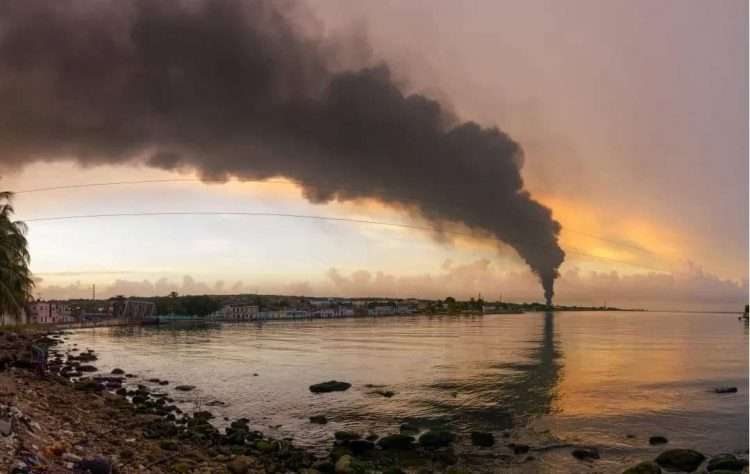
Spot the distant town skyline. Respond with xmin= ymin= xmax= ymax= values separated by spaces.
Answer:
xmin=1 ymin=0 xmax=747 ymax=311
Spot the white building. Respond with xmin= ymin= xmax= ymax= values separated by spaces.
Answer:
xmin=28 ymin=301 xmax=72 ymax=324
xmin=211 ymin=304 xmax=259 ymax=321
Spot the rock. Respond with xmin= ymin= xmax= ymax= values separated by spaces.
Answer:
xmin=434 ymin=449 xmax=458 ymax=465
xmin=399 ymin=422 xmax=419 ymax=435
xmin=572 ymin=447 xmax=600 ymax=461
xmin=175 ymin=385 xmax=195 ymax=391
xmin=160 ymin=439 xmax=179 ymax=451
xmin=309 ymin=415 xmax=328 ymax=424
xmin=227 ymin=455 xmax=253 ymax=474
xmin=418 ymin=430 xmax=455 ymax=448
xmin=655 ymin=449 xmax=706 ymax=472
xmin=62 ymin=453 xmax=82 ymax=463
xmin=309 ymin=381 xmax=351 ymax=393
xmin=714 ymin=387 xmax=738 ymax=394
xmin=73 ymin=457 xmax=113 ymax=474
xmin=470 ymin=431 xmax=495 ymax=447
xmin=335 ymin=454 xmax=352 ymax=473
xmin=378 ymin=434 xmax=415 ymax=450
xmin=334 ymin=431 xmax=361 ymax=441
xmin=348 ymin=440 xmax=375 ymax=455
xmin=707 ymin=453 xmax=748 ymax=471
xmin=78 ymin=365 xmax=98 ymax=372
xmin=206 ymin=400 xmax=225 ymax=407
xmin=313 ymin=461 xmax=335 ymax=473
xmin=110 ymin=368 xmax=124 ymax=375
xmin=255 ymin=440 xmax=274 ymax=452
xmin=510 ymin=443 xmax=530 ymax=455
xmin=373 ymin=389 xmax=395 ymax=398
xmin=171 ymin=462 xmax=191 ymax=473
xmin=623 ymin=461 xmax=662 ymax=474
xmin=159 ymin=380 xmax=169 ymax=385
xmin=649 ymin=436 xmax=668 ymax=445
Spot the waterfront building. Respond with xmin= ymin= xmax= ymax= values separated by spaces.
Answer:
xmin=27 ymin=301 xmax=73 ymax=324
xmin=368 ymin=305 xmax=395 ymax=316
xmin=110 ymin=299 xmax=156 ymax=321
xmin=211 ymin=304 xmax=259 ymax=321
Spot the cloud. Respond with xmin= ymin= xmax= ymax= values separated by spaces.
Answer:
xmin=34 ymin=260 xmax=746 ymax=312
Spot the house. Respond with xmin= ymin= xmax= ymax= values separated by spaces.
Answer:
xmin=210 ymin=304 xmax=259 ymax=321
xmin=368 ymin=305 xmax=395 ymax=316
xmin=28 ymin=301 xmax=72 ymax=324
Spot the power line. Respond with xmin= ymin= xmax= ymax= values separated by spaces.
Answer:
xmin=23 ymin=210 xmax=673 ymax=274
xmin=12 ymin=177 xmax=659 ymax=255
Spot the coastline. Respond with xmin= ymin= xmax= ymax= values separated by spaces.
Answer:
xmin=1 ymin=329 xmax=746 ymax=474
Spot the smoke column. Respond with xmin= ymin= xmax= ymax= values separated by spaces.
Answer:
xmin=0 ymin=0 xmax=565 ymax=303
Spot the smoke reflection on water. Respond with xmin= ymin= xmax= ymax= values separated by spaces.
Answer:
xmin=63 ymin=311 xmax=748 ymax=472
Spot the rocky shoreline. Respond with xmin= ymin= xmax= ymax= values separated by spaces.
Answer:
xmin=1 ymin=329 xmax=748 ymax=474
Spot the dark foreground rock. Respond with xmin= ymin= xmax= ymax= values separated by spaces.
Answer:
xmin=572 ymin=447 xmax=600 ymax=461
xmin=310 ymin=415 xmax=328 ymax=424
xmin=471 ymin=431 xmax=495 ymax=447
xmin=655 ymin=449 xmax=706 ymax=472
xmin=174 ymin=384 xmax=195 ymax=391
xmin=377 ymin=434 xmax=415 ymax=450
xmin=418 ymin=430 xmax=455 ymax=448
xmin=309 ymin=380 xmax=351 ymax=393
xmin=623 ymin=460 xmax=662 ymax=474
xmin=714 ymin=387 xmax=738 ymax=394
xmin=707 ymin=453 xmax=748 ymax=471
xmin=649 ymin=436 xmax=668 ymax=445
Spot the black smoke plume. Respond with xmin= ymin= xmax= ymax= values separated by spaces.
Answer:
xmin=0 ymin=0 xmax=565 ymax=303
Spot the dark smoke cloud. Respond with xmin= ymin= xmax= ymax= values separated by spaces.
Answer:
xmin=0 ymin=0 xmax=564 ymax=302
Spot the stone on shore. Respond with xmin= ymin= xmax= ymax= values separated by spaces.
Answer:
xmin=714 ymin=387 xmax=738 ymax=394
xmin=377 ymin=434 xmax=415 ymax=450
xmin=510 ymin=443 xmax=530 ymax=455
xmin=309 ymin=381 xmax=351 ymax=393
xmin=227 ymin=455 xmax=253 ymax=474
xmin=649 ymin=436 xmax=668 ymax=445
xmin=623 ymin=461 xmax=662 ymax=474
xmin=470 ymin=431 xmax=495 ymax=447
xmin=175 ymin=385 xmax=195 ymax=392
xmin=655 ymin=449 xmax=706 ymax=472
xmin=335 ymin=454 xmax=352 ymax=473
xmin=572 ymin=447 xmax=600 ymax=461
xmin=348 ymin=440 xmax=375 ymax=455
xmin=418 ymin=430 xmax=455 ymax=448
xmin=110 ymin=368 xmax=124 ymax=375
xmin=334 ymin=431 xmax=361 ymax=442
xmin=309 ymin=415 xmax=328 ymax=424
xmin=706 ymin=453 xmax=748 ymax=472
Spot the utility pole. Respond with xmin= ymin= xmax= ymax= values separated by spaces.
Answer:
xmin=92 ymin=284 xmax=96 ymax=301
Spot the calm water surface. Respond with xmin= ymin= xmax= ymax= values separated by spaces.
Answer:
xmin=62 ymin=312 xmax=748 ymax=472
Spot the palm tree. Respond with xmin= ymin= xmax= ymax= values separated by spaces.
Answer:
xmin=0 ymin=192 xmax=34 ymax=318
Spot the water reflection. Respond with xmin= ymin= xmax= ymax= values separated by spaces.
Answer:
xmin=425 ymin=311 xmax=562 ymax=431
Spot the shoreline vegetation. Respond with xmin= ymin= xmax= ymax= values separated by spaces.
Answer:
xmin=2 ymin=329 xmax=746 ymax=474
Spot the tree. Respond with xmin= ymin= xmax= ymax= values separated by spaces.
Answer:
xmin=0 ymin=192 xmax=34 ymax=317
xmin=182 ymin=295 xmax=221 ymax=317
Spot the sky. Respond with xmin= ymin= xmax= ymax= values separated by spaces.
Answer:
xmin=0 ymin=0 xmax=747 ymax=311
